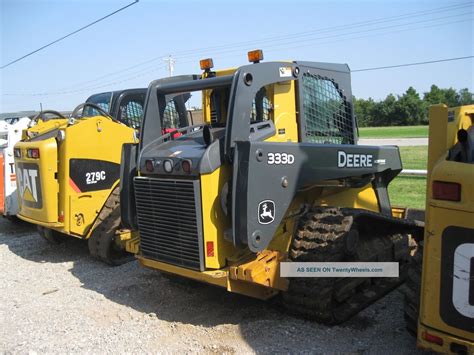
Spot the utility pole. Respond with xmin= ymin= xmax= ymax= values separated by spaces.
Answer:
xmin=163 ymin=55 xmax=176 ymax=77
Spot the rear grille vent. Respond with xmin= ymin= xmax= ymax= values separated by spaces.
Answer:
xmin=134 ymin=177 xmax=204 ymax=270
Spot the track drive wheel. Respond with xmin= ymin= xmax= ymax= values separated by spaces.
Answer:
xmin=88 ymin=188 xmax=133 ymax=266
xmin=282 ymin=207 xmax=412 ymax=325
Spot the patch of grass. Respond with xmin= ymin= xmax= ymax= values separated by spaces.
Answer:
xmin=359 ymin=125 xmax=428 ymax=138
xmin=399 ymin=146 xmax=428 ymax=170
xmin=388 ymin=146 xmax=428 ymax=209
xmin=389 ymin=176 xmax=426 ymax=210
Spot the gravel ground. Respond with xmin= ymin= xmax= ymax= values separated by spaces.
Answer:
xmin=0 ymin=217 xmax=421 ymax=354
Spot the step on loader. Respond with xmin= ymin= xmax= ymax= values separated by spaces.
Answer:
xmin=121 ymin=51 xmax=424 ymax=323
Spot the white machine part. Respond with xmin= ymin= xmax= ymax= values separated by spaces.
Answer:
xmin=1 ymin=116 xmax=31 ymax=217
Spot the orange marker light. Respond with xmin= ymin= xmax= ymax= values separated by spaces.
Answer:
xmin=200 ymin=58 xmax=214 ymax=71
xmin=248 ymin=49 xmax=263 ymax=63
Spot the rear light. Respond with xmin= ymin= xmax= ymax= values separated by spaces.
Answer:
xmin=14 ymin=148 xmax=21 ymax=158
xmin=27 ymin=148 xmax=40 ymax=159
xmin=206 ymin=241 xmax=215 ymax=257
xmin=432 ymin=181 xmax=461 ymax=201
xmin=182 ymin=159 xmax=192 ymax=174
xmin=145 ymin=159 xmax=154 ymax=173
xmin=58 ymin=212 xmax=64 ymax=223
xmin=422 ymin=330 xmax=443 ymax=346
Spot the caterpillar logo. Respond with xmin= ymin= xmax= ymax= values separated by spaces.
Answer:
xmin=16 ymin=163 xmax=42 ymax=208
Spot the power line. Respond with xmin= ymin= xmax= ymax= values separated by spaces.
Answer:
xmin=3 ymin=3 xmax=472 ymax=97
xmin=5 ymin=11 xmax=471 ymax=96
xmin=173 ymin=14 xmax=472 ymax=65
xmin=4 ymin=15 xmax=470 ymax=97
xmin=18 ymin=1 xmax=471 ymax=91
xmin=170 ymin=2 xmax=473 ymax=58
xmin=1 ymin=0 xmax=139 ymax=69
xmin=352 ymin=56 xmax=474 ymax=72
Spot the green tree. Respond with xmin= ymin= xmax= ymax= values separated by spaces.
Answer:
xmin=353 ymin=85 xmax=474 ymax=127
xmin=423 ymin=84 xmax=445 ymax=105
xmin=394 ymin=87 xmax=426 ymax=125
xmin=457 ymin=88 xmax=474 ymax=105
xmin=353 ymin=96 xmax=375 ymax=127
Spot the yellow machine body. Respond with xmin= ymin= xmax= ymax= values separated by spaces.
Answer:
xmin=135 ymin=65 xmax=395 ymax=300
xmin=15 ymin=117 xmax=136 ymax=239
xmin=417 ymin=105 xmax=474 ymax=353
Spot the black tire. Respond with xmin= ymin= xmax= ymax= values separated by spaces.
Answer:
xmin=88 ymin=188 xmax=133 ymax=266
xmin=37 ymin=226 xmax=66 ymax=244
xmin=403 ymin=241 xmax=423 ymax=335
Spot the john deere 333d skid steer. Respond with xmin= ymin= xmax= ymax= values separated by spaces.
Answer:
xmin=14 ymin=89 xmax=146 ymax=264
xmin=121 ymin=51 xmax=424 ymax=323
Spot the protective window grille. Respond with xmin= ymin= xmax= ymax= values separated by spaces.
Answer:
xmin=162 ymin=101 xmax=180 ymax=128
xmin=302 ymin=74 xmax=354 ymax=144
xmin=251 ymin=87 xmax=272 ymax=122
xmin=122 ymin=101 xmax=143 ymax=128
xmin=83 ymin=102 xmax=109 ymax=117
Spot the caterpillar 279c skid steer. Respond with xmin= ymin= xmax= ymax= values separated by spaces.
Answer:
xmin=121 ymin=51 xmax=424 ymax=323
xmin=14 ymin=89 xmax=146 ymax=265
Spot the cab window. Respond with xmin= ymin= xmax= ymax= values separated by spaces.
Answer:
xmin=119 ymin=100 xmax=144 ymax=128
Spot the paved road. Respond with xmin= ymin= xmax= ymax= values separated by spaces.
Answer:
xmin=359 ymin=138 xmax=428 ymax=146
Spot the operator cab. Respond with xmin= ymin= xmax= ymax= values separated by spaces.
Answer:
xmin=84 ymin=89 xmax=147 ymax=129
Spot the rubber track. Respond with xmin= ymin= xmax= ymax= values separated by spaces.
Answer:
xmin=282 ymin=207 xmax=421 ymax=325
xmin=88 ymin=187 xmax=132 ymax=266
xmin=402 ymin=241 xmax=423 ymax=335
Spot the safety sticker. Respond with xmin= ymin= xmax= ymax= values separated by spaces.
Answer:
xmin=279 ymin=67 xmax=292 ymax=78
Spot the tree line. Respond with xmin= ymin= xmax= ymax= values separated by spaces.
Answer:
xmin=353 ymin=85 xmax=474 ymax=127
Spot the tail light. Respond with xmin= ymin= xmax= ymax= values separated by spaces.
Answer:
xmin=27 ymin=148 xmax=40 ymax=159
xmin=206 ymin=241 xmax=215 ymax=257
xmin=432 ymin=181 xmax=461 ymax=201
xmin=422 ymin=330 xmax=444 ymax=346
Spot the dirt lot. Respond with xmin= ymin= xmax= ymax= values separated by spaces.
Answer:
xmin=0 ymin=217 xmax=421 ymax=354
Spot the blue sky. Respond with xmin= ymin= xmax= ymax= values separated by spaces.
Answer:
xmin=1 ymin=0 xmax=473 ymax=112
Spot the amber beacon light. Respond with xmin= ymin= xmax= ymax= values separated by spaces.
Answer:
xmin=200 ymin=58 xmax=214 ymax=71
xmin=248 ymin=49 xmax=263 ymax=63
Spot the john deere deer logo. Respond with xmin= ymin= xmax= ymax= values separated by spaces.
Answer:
xmin=16 ymin=163 xmax=42 ymax=208
xmin=258 ymin=200 xmax=275 ymax=225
